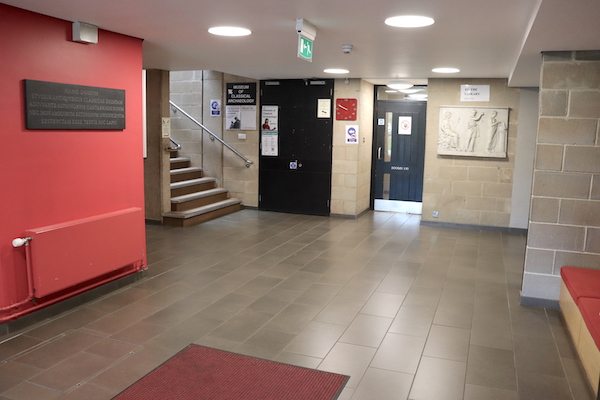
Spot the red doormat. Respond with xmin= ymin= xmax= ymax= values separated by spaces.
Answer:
xmin=113 ymin=344 xmax=349 ymax=400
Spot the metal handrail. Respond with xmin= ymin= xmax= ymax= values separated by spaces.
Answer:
xmin=168 ymin=137 xmax=181 ymax=151
xmin=169 ymin=100 xmax=253 ymax=168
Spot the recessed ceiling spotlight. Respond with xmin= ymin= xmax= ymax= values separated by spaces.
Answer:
xmin=208 ymin=26 xmax=252 ymax=36
xmin=385 ymin=15 xmax=435 ymax=28
xmin=432 ymin=67 xmax=460 ymax=73
xmin=324 ymin=68 xmax=350 ymax=74
xmin=387 ymin=82 xmax=413 ymax=90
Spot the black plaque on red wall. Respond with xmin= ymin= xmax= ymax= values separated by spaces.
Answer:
xmin=24 ymin=80 xmax=126 ymax=130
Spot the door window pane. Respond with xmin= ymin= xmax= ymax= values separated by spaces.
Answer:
xmin=384 ymin=112 xmax=392 ymax=162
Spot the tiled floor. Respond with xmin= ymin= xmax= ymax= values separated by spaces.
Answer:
xmin=0 ymin=210 xmax=595 ymax=400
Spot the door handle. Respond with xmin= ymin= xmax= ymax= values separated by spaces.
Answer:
xmin=378 ymin=147 xmax=382 ymax=160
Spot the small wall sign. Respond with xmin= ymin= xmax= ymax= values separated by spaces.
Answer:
xmin=460 ymin=85 xmax=490 ymax=102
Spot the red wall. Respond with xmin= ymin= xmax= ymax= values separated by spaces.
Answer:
xmin=0 ymin=5 xmax=146 ymax=321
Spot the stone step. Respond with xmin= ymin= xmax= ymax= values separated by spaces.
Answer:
xmin=170 ymin=167 xmax=203 ymax=183
xmin=170 ymin=157 xmax=191 ymax=169
xmin=170 ymin=177 xmax=217 ymax=197
xmin=163 ymin=198 xmax=242 ymax=227
xmin=170 ymin=188 xmax=229 ymax=211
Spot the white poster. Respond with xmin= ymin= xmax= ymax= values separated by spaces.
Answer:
xmin=318 ymin=99 xmax=331 ymax=118
xmin=345 ymin=125 xmax=359 ymax=144
xmin=262 ymin=131 xmax=278 ymax=156
xmin=240 ymin=106 xmax=256 ymax=130
xmin=398 ymin=116 xmax=412 ymax=135
xmin=261 ymin=105 xmax=278 ymax=131
xmin=226 ymin=105 xmax=257 ymax=130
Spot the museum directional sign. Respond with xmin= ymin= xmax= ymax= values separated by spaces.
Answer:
xmin=24 ymin=80 xmax=126 ymax=130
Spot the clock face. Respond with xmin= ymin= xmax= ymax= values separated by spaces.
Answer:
xmin=336 ymin=98 xmax=357 ymax=120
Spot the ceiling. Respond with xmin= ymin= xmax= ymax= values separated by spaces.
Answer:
xmin=3 ymin=0 xmax=600 ymax=87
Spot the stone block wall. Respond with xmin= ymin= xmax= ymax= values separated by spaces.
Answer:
xmin=422 ymin=78 xmax=522 ymax=227
xmin=522 ymin=51 xmax=600 ymax=303
xmin=331 ymin=79 xmax=374 ymax=217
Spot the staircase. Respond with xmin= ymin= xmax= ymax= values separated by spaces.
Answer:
xmin=162 ymin=152 xmax=242 ymax=227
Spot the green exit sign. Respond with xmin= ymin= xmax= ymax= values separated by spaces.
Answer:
xmin=298 ymin=35 xmax=313 ymax=62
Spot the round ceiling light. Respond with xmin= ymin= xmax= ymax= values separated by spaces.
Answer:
xmin=208 ymin=26 xmax=252 ymax=36
xmin=385 ymin=15 xmax=435 ymax=28
xmin=324 ymin=68 xmax=350 ymax=74
xmin=432 ymin=67 xmax=460 ymax=73
xmin=387 ymin=82 xmax=413 ymax=90
xmin=399 ymin=89 xmax=420 ymax=94
xmin=409 ymin=93 xmax=428 ymax=99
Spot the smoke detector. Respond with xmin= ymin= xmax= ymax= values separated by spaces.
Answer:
xmin=342 ymin=44 xmax=353 ymax=54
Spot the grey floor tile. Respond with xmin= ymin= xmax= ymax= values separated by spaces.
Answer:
xmin=389 ymin=306 xmax=435 ymax=337
xmin=464 ymin=384 xmax=518 ymax=400
xmin=351 ymin=367 xmax=413 ymax=400
xmin=409 ymin=356 xmax=466 ymax=400
xmin=517 ymin=371 xmax=575 ymax=400
xmin=284 ymin=321 xmax=346 ymax=358
xmin=371 ymin=333 xmax=426 ymax=374
xmin=423 ymin=324 xmax=470 ymax=362
xmin=318 ymin=342 xmax=377 ymax=389
xmin=339 ymin=314 xmax=392 ymax=348
xmin=466 ymin=345 xmax=517 ymax=391
xmin=433 ymin=299 xmax=474 ymax=329
xmin=360 ymin=292 xmax=405 ymax=318
xmin=402 ymin=285 xmax=442 ymax=309
xmin=314 ymin=297 xmax=365 ymax=327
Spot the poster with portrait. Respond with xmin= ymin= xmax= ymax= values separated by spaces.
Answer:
xmin=437 ymin=106 xmax=509 ymax=158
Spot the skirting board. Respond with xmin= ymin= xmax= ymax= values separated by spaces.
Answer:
xmin=520 ymin=295 xmax=560 ymax=310
xmin=421 ymin=220 xmax=528 ymax=234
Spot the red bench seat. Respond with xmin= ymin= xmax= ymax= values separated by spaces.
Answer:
xmin=561 ymin=266 xmax=600 ymax=304
xmin=560 ymin=266 xmax=600 ymax=398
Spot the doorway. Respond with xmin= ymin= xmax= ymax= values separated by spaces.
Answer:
xmin=372 ymin=98 xmax=427 ymax=213
xmin=259 ymin=79 xmax=334 ymax=216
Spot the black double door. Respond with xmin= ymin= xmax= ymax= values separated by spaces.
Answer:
xmin=259 ymin=79 xmax=333 ymax=216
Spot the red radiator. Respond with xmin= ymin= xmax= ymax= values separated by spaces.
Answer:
xmin=25 ymin=207 xmax=146 ymax=298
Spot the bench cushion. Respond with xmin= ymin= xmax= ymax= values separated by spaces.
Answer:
xmin=560 ymin=266 xmax=600 ymax=304
xmin=579 ymin=297 xmax=600 ymax=350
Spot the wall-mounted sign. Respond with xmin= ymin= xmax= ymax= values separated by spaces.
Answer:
xmin=345 ymin=125 xmax=359 ymax=144
xmin=226 ymin=82 xmax=256 ymax=105
xmin=210 ymin=99 xmax=221 ymax=116
xmin=161 ymin=117 xmax=170 ymax=138
xmin=24 ymin=79 xmax=125 ymax=130
xmin=460 ymin=85 xmax=490 ymax=102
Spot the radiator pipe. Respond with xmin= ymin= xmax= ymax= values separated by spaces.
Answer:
xmin=0 ymin=237 xmax=35 ymax=313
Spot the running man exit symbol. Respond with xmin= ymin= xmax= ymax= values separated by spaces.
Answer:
xmin=298 ymin=36 xmax=313 ymax=62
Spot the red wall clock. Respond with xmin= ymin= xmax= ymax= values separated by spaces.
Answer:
xmin=336 ymin=98 xmax=357 ymax=120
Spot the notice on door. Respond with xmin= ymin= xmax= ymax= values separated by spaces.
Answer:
xmin=398 ymin=116 xmax=412 ymax=135
xmin=261 ymin=105 xmax=278 ymax=131
xmin=261 ymin=131 xmax=278 ymax=156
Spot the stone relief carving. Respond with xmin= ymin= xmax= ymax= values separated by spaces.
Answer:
xmin=438 ymin=106 xmax=509 ymax=158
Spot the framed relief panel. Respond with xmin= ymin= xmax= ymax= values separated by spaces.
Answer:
xmin=438 ymin=106 xmax=509 ymax=158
